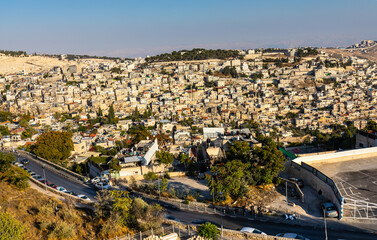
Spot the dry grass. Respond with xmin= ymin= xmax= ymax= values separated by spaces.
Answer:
xmin=0 ymin=181 xmax=123 ymax=239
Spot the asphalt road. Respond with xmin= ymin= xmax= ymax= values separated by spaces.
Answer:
xmin=14 ymin=152 xmax=97 ymax=199
xmin=164 ymin=208 xmax=377 ymax=240
xmin=10 ymin=151 xmax=377 ymax=240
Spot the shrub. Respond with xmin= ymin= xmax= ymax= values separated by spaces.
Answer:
xmin=143 ymin=172 xmax=158 ymax=181
xmin=48 ymin=221 xmax=76 ymax=240
xmin=0 ymin=212 xmax=25 ymax=240
xmin=198 ymin=222 xmax=219 ymax=240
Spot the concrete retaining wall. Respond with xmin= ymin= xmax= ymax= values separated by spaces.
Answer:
xmin=287 ymin=163 xmax=341 ymax=213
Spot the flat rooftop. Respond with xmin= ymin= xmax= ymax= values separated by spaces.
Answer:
xmin=311 ymin=157 xmax=377 ymax=203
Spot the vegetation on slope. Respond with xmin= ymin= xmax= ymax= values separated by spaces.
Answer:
xmin=146 ymin=48 xmax=241 ymax=62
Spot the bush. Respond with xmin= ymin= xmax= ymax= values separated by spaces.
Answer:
xmin=143 ymin=172 xmax=158 ymax=181
xmin=198 ymin=222 xmax=219 ymax=240
xmin=0 ymin=212 xmax=25 ymax=240
xmin=48 ymin=221 xmax=76 ymax=240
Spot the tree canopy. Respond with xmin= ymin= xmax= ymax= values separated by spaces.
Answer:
xmin=0 ymin=153 xmax=29 ymax=190
xmin=32 ymin=131 xmax=74 ymax=163
xmin=208 ymin=137 xmax=286 ymax=202
xmin=146 ymin=48 xmax=240 ymax=62
xmin=156 ymin=151 xmax=174 ymax=166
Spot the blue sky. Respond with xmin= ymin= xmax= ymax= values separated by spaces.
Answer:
xmin=1 ymin=0 xmax=377 ymax=57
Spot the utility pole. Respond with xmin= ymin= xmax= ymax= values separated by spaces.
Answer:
xmin=285 ymin=181 xmax=288 ymax=214
xmin=42 ymin=164 xmax=47 ymax=191
xmin=323 ymin=208 xmax=328 ymax=240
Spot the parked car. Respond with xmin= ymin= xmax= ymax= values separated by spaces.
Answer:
xmin=48 ymin=183 xmax=58 ymax=189
xmin=276 ymin=233 xmax=310 ymax=240
xmin=21 ymin=159 xmax=29 ymax=165
xmin=322 ymin=202 xmax=339 ymax=218
xmin=289 ymin=178 xmax=304 ymax=188
xmin=95 ymin=182 xmax=111 ymax=190
xmin=240 ymin=227 xmax=266 ymax=235
xmin=56 ymin=186 xmax=66 ymax=192
xmin=78 ymin=195 xmax=91 ymax=201
xmin=30 ymin=173 xmax=38 ymax=178
xmin=39 ymin=180 xmax=51 ymax=185
xmin=33 ymin=175 xmax=44 ymax=181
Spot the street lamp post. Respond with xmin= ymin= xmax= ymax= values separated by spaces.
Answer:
xmin=42 ymin=164 xmax=47 ymax=191
xmin=323 ymin=208 xmax=328 ymax=240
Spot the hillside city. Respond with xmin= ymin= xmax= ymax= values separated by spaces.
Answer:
xmin=2 ymin=42 xmax=377 ymax=240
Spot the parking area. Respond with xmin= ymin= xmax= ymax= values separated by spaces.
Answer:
xmin=311 ymin=157 xmax=377 ymax=203
xmin=167 ymin=177 xmax=211 ymax=200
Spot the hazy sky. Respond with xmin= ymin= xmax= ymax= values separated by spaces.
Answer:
xmin=1 ymin=0 xmax=377 ymax=57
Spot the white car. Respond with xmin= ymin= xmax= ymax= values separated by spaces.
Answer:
xmin=78 ymin=195 xmax=91 ymax=201
xmin=240 ymin=227 xmax=266 ymax=235
xmin=56 ymin=186 xmax=66 ymax=192
xmin=276 ymin=233 xmax=310 ymax=240
xmin=95 ymin=182 xmax=111 ymax=190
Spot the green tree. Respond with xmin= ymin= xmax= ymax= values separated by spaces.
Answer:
xmin=21 ymin=130 xmax=32 ymax=139
xmin=197 ymin=222 xmax=219 ymax=240
xmin=98 ymin=107 xmax=103 ymax=117
xmin=208 ymin=160 xmax=250 ymax=200
xmin=109 ymin=158 xmax=122 ymax=174
xmin=0 ymin=212 xmax=25 ymax=240
xmin=0 ymin=152 xmax=15 ymax=172
xmin=111 ymin=190 xmax=133 ymax=226
xmin=32 ymin=131 xmax=74 ymax=164
xmin=1 ymin=167 xmax=30 ymax=190
xmin=0 ymin=125 xmax=10 ymax=136
xmin=107 ymin=104 xmax=116 ymax=124
xmin=179 ymin=153 xmax=191 ymax=167
xmin=227 ymin=141 xmax=251 ymax=163
xmin=365 ymin=120 xmax=377 ymax=132
xmin=156 ymin=151 xmax=174 ymax=167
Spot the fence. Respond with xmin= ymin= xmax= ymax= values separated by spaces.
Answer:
xmin=301 ymin=162 xmax=343 ymax=204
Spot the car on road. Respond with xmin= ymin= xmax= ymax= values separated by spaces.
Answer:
xmin=276 ymin=233 xmax=310 ymax=239
xmin=165 ymin=215 xmax=180 ymax=222
xmin=39 ymin=180 xmax=51 ymax=185
xmin=56 ymin=186 xmax=66 ymax=192
xmin=240 ymin=227 xmax=266 ymax=235
xmin=95 ymin=182 xmax=111 ymax=190
xmin=78 ymin=195 xmax=91 ymax=201
xmin=21 ymin=159 xmax=29 ymax=165
xmin=48 ymin=183 xmax=58 ymax=189
xmin=33 ymin=175 xmax=44 ymax=181
xmin=322 ymin=202 xmax=339 ymax=218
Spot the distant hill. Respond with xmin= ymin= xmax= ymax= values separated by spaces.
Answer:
xmin=146 ymin=48 xmax=241 ymax=62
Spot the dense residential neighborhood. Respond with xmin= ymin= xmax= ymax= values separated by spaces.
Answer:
xmin=2 ymin=43 xmax=377 ymax=240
